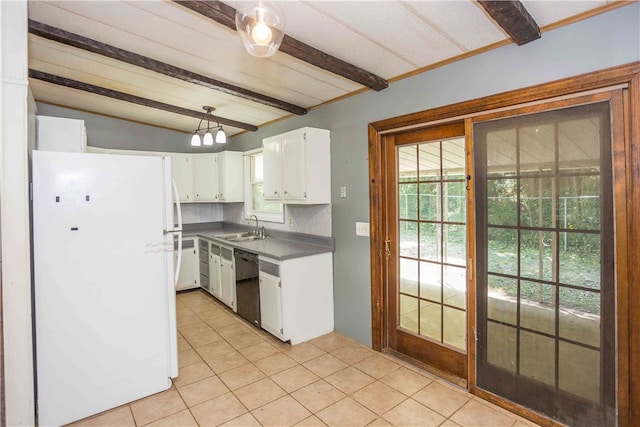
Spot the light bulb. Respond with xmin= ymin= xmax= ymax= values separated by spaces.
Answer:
xmin=190 ymin=133 xmax=201 ymax=146
xmin=235 ymin=0 xmax=285 ymax=58
xmin=251 ymin=21 xmax=272 ymax=45
xmin=203 ymin=131 xmax=213 ymax=146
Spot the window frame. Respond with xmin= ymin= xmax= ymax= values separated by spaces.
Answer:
xmin=243 ymin=148 xmax=284 ymax=223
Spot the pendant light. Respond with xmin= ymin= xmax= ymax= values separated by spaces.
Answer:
xmin=235 ymin=0 xmax=285 ymax=58
xmin=190 ymin=106 xmax=226 ymax=147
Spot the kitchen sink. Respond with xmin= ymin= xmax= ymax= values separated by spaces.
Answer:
xmin=214 ymin=232 xmax=265 ymax=242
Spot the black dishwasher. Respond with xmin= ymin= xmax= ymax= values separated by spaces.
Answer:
xmin=234 ymin=249 xmax=260 ymax=327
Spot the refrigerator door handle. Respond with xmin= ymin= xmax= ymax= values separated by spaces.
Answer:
xmin=173 ymin=178 xmax=182 ymax=233
xmin=172 ymin=178 xmax=183 ymax=287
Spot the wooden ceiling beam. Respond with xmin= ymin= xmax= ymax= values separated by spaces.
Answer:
xmin=28 ymin=19 xmax=307 ymax=116
xmin=477 ymin=0 xmax=541 ymax=46
xmin=29 ymin=69 xmax=258 ymax=132
xmin=174 ymin=0 xmax=389 ymax=91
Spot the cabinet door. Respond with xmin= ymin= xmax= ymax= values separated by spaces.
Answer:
xmin=217 ymin=151 xmax=243 ymax=202
xmin=192 ymin=153 xmax=218 ymax=201
xmin=220 ymin=248 xmax=235 ymax=311
xmin=209 ymin=253 xmax=222 ymax=299
xmin=259 ymin=272 xmax=284 ymax=338
xmin=170 ymin=153 xmax=193 ymax=202
xmin=176 ymin=240 xmax=198 ymax=290
xmin=281 ymin=132 xmax=306 ymax=201
xmin=262 ymin=137 xmax=282 ymax=200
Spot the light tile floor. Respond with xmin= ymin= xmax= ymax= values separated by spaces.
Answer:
xmin=70 ymin=290 xmax=541 ymax=427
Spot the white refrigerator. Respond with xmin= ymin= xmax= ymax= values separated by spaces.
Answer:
xmin=32 ymin=150 xmax=181 ymax=426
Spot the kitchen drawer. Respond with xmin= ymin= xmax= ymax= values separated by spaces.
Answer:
xmin=175 ymin=238 xmax=195 ymax=250
xmin=199 ymin=261 xmax=209 ymax=277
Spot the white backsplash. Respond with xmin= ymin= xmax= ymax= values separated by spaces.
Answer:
xmin=179 ymin=203 xmax=223 ymax=224
xmin=223 ymin=203 xmax=332 ymax=237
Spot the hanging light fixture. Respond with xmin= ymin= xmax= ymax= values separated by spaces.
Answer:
xmin=190 ymin=106 xmax=226 ymax=147
xmin=235 ymin=0 xmax=285 ymax=58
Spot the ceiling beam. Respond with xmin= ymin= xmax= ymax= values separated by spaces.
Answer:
xmin=29 ymin=69 xmax=258 ymax=132
xmin=174 ymin=0 xmax=389 ymax=91
xmin=477 ymin=1 xmax=541 ymax=46
xmin=28 ymin=19 xmax=307 ymax=116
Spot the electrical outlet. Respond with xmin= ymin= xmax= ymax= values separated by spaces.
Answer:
xmin=355 ymin=222 xmax=370 ymax=237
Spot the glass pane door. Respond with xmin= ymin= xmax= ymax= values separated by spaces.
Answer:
xmin=474 ymin=101 xmax=615 ymax=425
xmin=398 ymin=138 xmax=467 ymax=350
xmin=386 ymin=122 xmax=467 ymax=380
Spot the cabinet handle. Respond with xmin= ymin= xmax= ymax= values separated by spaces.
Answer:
xmin=284 ymin=190 xmax=288 ymax=195
xmin=274 ymin=191 xmax=278 ymax=195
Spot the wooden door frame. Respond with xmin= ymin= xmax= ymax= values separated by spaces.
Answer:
xmin=368 ymin=61 xmax=640 ymax=426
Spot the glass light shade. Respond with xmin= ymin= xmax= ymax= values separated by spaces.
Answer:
xmin=190 ymin=133 xmax=201 ymax=146
xmin=203 ymin=131 xmax=214 ymax=146
xmin=235 ymin=0 xmax=285 ymax=58
xmin=215 ymin=127 xmax=226 ymax=144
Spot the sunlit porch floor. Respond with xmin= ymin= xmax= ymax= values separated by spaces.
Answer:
xmin=70 ymin=289 xmax=540 ymax=427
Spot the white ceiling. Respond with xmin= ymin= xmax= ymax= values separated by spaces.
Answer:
xmin=27 ymin=0 xmax=616 ymax=137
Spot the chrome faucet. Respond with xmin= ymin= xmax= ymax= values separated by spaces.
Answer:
xmin=249 ymin=215 xmax=259 ymax=236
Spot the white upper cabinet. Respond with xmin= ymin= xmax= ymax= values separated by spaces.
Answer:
xmin=263 ymin=137 xmax=282 ymax=200
xmin=36 ymin=116 xmax=87 ymax=153
xmin=217 ymin=151 xmax=243 ymax=202
xmin=170 ymin=153 xmax=193 ymax=202
xmin=262 ymin=127 xmax=331 ymax=204
xmin=192 ymin=153 xmax=218 ymax=201
xmin=191 ymin=151 xmax=243 ymax=203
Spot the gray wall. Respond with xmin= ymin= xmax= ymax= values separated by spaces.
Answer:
xmin=229 ymin=4 xmax=640 ymax=346
xmin=34 ymin=5 xmax=640 ymax=346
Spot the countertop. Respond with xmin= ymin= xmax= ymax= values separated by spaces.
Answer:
xmin=181 ymin=222 xmax=334 ymax=261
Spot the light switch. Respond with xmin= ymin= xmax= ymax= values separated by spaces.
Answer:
xmin=355 ymin=222 xmax=370 ymax=237
xmin=340 ymin=186 xmax=347 ymax=198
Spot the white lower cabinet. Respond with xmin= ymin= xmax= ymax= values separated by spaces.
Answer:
xmin=175 ymin=238 xmax=198 ymax=291
xmin=220 ymin=246 xmax=236 ymax=311
xmin=259 ymin=266 xmax=284 ymax=340
xmin=198 ymin=239 xmax=236 ymax=312
xmin=259 ymin=253 xmax=333 ymax=344
xmin=209 ymin=244 xmax=222 ymax=300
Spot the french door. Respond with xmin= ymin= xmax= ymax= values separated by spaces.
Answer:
xmin=473 ymin=93 xmax=620 ymax=426
xmin=385 ymin=122 xmax=468 ymax=379
xmin=371 ymin=64 xmax=639 ymax=426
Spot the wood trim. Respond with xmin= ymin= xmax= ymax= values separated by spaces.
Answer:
xmin=614 ymin=88 xmax=630 ymax=427
xmin=28 ymin=69 xmax=258 ymax=132
xmin=174 ymin=0 xmax=388 ymax=91
xmin=368 ymin=123 xmax=385 ymax=351
xmin=368 ymin=61 xmax=640 ymax=426
xmin=473 ymin=388 xmax=561 ymax=427
xmin=627 ymin=72 xmax=640 ymax=425
xmin=476 ymin=1 xmax=541 ymax=46
xmin=464 ymin=118 xmax=477 ymax=394
xmin=370 ymin=62 xmax=640 ymax=133
xmin=27 ymin=20 xmax=307 ymax=116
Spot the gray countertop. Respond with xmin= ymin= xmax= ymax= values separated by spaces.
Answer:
xmin=181 ymin=222 xmax=334 ymax=261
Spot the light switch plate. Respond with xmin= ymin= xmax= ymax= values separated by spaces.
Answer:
xmin=355 ymin=222 xmax=370 ymax=237
xmin=340 ymin=186 xmax=347 ymax=198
